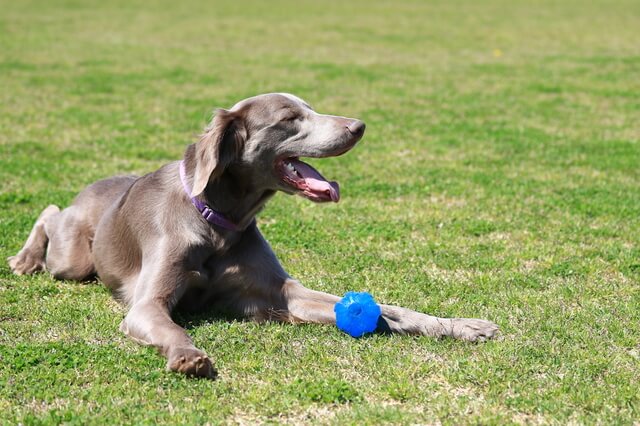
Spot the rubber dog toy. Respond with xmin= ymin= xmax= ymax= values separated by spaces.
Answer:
xmin=334 ymin=291 xmax=381 ymax=338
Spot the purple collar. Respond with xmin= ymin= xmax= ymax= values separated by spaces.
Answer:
xmin=179 ymin=160 xmax=241 ymax=231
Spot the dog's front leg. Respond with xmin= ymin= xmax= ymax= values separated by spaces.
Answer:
xmin=118 ymin=245 xmax=216 ymax=379
xmin=282 ymin=280 xmax=498 ymax=341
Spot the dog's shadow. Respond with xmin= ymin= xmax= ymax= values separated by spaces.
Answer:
xmin=173 ymin=306 xmax=244 ymax=330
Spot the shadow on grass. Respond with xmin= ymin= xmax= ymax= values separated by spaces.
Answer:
xmin=172 ymin=305 xmax=247 ymax=331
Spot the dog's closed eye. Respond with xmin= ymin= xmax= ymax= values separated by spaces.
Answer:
xmin=280 ymin=111 xmax=301 ymax=122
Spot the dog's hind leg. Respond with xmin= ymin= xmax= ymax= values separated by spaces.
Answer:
xmin=8 ymin=205 xmax=60 ymax=275
xmin=44 ymin=206 xmax=96 ymax=281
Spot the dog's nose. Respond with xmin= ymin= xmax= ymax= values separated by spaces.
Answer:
xmin=347 ymin=120 xmax=366 ymax=137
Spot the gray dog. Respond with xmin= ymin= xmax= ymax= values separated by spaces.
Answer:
xmin=9 ymin=93 xmax=498 ymax=378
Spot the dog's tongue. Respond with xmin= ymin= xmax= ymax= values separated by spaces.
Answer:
xmin=290 ymin=159 xmax=340 ymax=202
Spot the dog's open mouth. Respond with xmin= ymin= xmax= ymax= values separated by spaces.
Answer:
xmin=277 ymin=158 xmax=340 ymax=202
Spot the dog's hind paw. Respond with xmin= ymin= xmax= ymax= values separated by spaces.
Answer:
xmin=8 ymin=251 xmax=45 ymax=276
xmin=167 ymin=347 xmax=217 ymax=379
xmin=451 ymin=318 xmax=499 ymax=342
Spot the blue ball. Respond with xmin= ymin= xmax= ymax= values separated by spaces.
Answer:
xmin=334 ymin=292 xmax=381 ymax=338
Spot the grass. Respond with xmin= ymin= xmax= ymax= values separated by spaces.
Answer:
xmin=1 ymin=0 xmax=639 ymax=423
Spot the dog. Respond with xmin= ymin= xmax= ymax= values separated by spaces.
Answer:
xmin=8 ymin=93 xmax=498 ymax=378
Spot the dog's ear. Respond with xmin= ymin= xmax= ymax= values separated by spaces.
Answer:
xmin=191 ymin=108 xmax=246 ymax=197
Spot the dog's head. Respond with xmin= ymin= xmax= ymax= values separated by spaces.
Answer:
xmin=191 ymin=93 xmax=365 ymax=202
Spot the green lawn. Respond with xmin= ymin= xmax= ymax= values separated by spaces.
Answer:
xmin=1 ymin=0 xmax=639 ymax=424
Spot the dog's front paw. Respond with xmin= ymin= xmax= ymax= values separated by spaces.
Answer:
xmin=8 ymin=251 xmax=45 ymax=276
xmin=451 ymin=318 xmax=499 ymax=342
xmin=167 ymin=347 xmax=217 ymax=379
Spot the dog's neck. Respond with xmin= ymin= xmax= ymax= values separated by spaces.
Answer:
xmin=183 ymin=145 xmax=275 ymax=230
